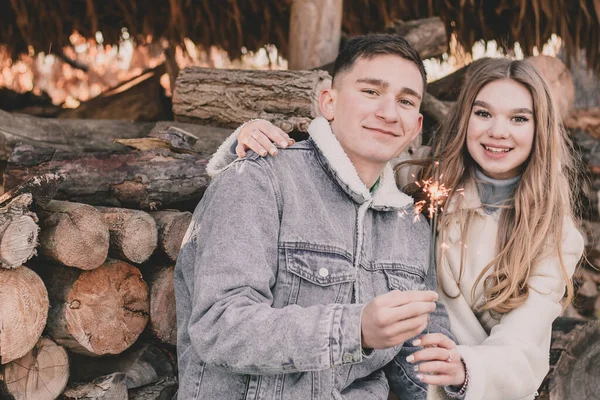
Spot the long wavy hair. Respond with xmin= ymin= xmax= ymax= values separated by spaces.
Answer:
xmin=399 ymin=58 xmax=579 ymax=315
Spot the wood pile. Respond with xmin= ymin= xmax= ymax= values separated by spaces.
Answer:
xmin=0 ymin=17 xmax=599 ymax=399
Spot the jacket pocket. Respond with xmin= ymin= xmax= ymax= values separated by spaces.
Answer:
xmin=369 ymin=262 xmax=426 ymax=292
xmin=285 ymin=246 xmax=356 ymax=307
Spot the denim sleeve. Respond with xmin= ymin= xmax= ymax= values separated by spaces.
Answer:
xmin=187 ymin=158 xmax=364 ymax=375
xmin=338 ymin=369 xmax=389 ymax=400
xmin=386 ymin=243 xmax=455 ymax=399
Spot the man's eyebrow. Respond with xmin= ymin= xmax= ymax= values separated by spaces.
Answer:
xmin=355 ymin=78 xmax=422 ymax=100
xmin=473 ymin=100 xmax=533 ymax=114
xmin=355 ymin=78 xmax=388 ymax=88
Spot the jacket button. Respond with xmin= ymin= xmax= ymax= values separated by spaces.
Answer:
xmin=343 ymin=353 xmax=354 ymax=363
xmin=319 ymin=268 xmax=329 ymax=277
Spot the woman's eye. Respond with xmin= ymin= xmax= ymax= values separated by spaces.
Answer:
xmin=512 ymin=115 xmax=529 ymax=123
xmin=474 ymin=110 xmax=491 ymax=118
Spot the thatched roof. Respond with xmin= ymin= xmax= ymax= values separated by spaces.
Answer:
xmin=1 ymin=0 xmax=599 ymax=71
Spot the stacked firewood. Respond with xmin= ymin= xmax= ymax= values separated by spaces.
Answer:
xmin=1 ymin=23 xmax=600 ymax=399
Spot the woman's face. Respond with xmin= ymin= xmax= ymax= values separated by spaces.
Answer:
xmin=466 ymin=79 xmax=535 ymax=180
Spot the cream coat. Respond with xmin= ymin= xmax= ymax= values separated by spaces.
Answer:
xmin=428 ymin=182 xmax=584 ymax=400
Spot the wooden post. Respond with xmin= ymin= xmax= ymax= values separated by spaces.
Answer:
xmin=288 ymin=0 xmax=343 ymax=70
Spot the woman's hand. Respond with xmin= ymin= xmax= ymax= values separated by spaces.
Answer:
xmin=406 ymin=333 xmax=466 ymax=387
xmin=236 ymin=119 xmax=295 ymax=158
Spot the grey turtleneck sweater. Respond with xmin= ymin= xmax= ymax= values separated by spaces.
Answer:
xmin=474 ymin=168 xmax=521 ymax=214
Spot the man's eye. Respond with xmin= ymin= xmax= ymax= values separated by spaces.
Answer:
xmin=399 ymin=99 xmax=414 ymax=106
xmin=363 ymin=89 xmax=378 ymax=95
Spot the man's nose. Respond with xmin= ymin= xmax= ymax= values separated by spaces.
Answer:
xmin=375 ymin=97 xmax=399 ymax=123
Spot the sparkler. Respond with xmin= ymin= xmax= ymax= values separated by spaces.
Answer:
xmin=413 ymin=133 xmax=450 ymax=336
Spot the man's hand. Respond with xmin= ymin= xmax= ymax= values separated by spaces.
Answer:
xmin=361 ymin=290 xmax=438 ymax=349
xmin=236 ymin=119 xmax=295 ymax=158
xmin=407 ymin=333 xmax=466 ymax=387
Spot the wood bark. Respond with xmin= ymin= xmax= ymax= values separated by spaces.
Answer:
xmin=62 ymin=373 xmax=128 ymax=400
xmin=98 ymin=207 xmax=158 ymax=264
xmin=58 ymin=64 xmax=172 ymax=122
xmin=36 ymin=200 xmax=109 ymax=270
xmin=37 ymin=259 xmax=149 ymax=356
xmin=0 ymin=194 xmax=38 ymax=269
xmin=0 ymin=173 xmax=61 ymax=208
xmin=0 ymin=109 xmax=231 ymax=161
xmin=0 ymin=266 xmax=48 ymax=364
xmin=69 ymin=343 xmax=175 ymax=390
xmin=0 ymin=337 xmax=68 ymax=400
xmin=4 ymin=146 xmax=212 ymax=210
xmin=128 ymin=378 xmax=178 ymax=400
xmin=173 ymin=67 xmax=331 ymax=132
xmin=386 ymin=17 xmax=448 ymax=60
xmin=146 ymin=265 xmax=177 ymax=345
xmin=537 ymin=317 xmax=600 ymax=399
xmin=288 ymin=0 xmax=343 ymax=70
xmin=150 ymin=211 xmax=192 ymax=262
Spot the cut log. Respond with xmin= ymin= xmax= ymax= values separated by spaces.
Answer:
xmin=0 ymin=173 xmax=61 ymax=208
xmin=537 ymin=318 xmax=600 ymax=399
xmin=62 ymin=373 xmax=128 ymax=400
xmin=4 ymin=145 xmax=211 ymax=210
xmin=37 ymin=259 xmax=149 ymax=356
xmin=317 ymin=17 xmax=449 ymax=75
xmin=128 ymin=378 xmax=178 ymax=400
xmin=0 ymin=337 xmax=68 ymax=400
xmin=0 ymin=109 xmax=231 ymax=161
xmin=146 ymin=265 xmax=177 ymax=345
xmin=150 ymin=211 xmax=192 ymax=262
xmin=0 ymin=266 xmax=48 ymax=364
xmin=386 ymin=17 xmax=448 ymax=60
xmin=98 ymin=207 xmax=158 ymax=264
xmin=173 ymin=67 xmax=331 ymax=132
xmin=0 ymin=194 xmax=38 ymax=269
xmin=69 ymin=343 xmax=175 ymax=390
xmin=36 ymin=200 xmax=109 ymax=270
xmin=288 ymin=0 xmax=343 ymax=70
xmin=58 ymin=65 xmax=172 ymax=122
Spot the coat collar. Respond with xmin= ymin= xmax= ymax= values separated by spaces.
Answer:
xmin=308 ymin=117 xmax=413 ymax=211
xmin=443 ymin=179 xmax=485 ymax=216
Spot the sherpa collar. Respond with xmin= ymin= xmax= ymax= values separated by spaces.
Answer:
xmin=308 ymin=117 xmax=413 ymax=211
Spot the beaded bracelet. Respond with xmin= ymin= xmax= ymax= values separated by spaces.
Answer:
xmin=446 ymin=359 xmax=469 ymax=399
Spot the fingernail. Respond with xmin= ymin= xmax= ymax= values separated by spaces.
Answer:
xmin=260 ymin=150 xmax=267 ymax=156
xmin=412 ymin=339 xmax=421 ymax=346
xmin=269 ymin=148 xmax=278 ymax=155
xmin=406 ymin=355 xmax=414 ymax=362
xmin=280 ymin=141 xmax=288 ymax=147
xmin=417 ymin=374 xmax=424 ymax=380
xmin=413 ymin=365 xmax=419 ymax=372
xmin=290 ymin=139 xmax=296 ymax=144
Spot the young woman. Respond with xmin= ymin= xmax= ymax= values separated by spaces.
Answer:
xmin=206 ymin=58 xmax=584 ymax=400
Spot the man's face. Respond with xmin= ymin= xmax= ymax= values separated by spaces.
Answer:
xmin=323 ymin=55 xmax=424 ymax=170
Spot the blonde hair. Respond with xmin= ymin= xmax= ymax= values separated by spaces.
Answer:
xmin=400 ymin=58 xmax=579 ymax=315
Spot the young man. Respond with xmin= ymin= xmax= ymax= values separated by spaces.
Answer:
xmin=174 ymin=34 xmax=452 ymax=399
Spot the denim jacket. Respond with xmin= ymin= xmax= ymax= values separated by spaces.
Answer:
xmin=174 ymin=117 xmax=452 ymax=399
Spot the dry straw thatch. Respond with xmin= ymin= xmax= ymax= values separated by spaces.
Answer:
xmin=1 ymin=0 xmax=599 ymax=70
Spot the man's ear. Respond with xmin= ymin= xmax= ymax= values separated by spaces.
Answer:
xmin=410 ymin=113 xmax=424 ymax=141
xmin=319 ymin=87 xmax=336 ymax=121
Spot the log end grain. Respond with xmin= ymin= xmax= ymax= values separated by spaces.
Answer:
xmin=148 ymin=266 xmax=177 ymax=345
xmin=0 ymin=267 xmax=49 ymax=364
xmin=61 ymin=260 xmax=149 ymax=356
xmin=0 ymin=337 xmax=69 ymax=400
xmin=0 ymin=215 xmax=39 ymax=269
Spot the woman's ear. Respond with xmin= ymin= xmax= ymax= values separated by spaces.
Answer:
xmin=319 ymin=87 xmax=336 ymax=121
